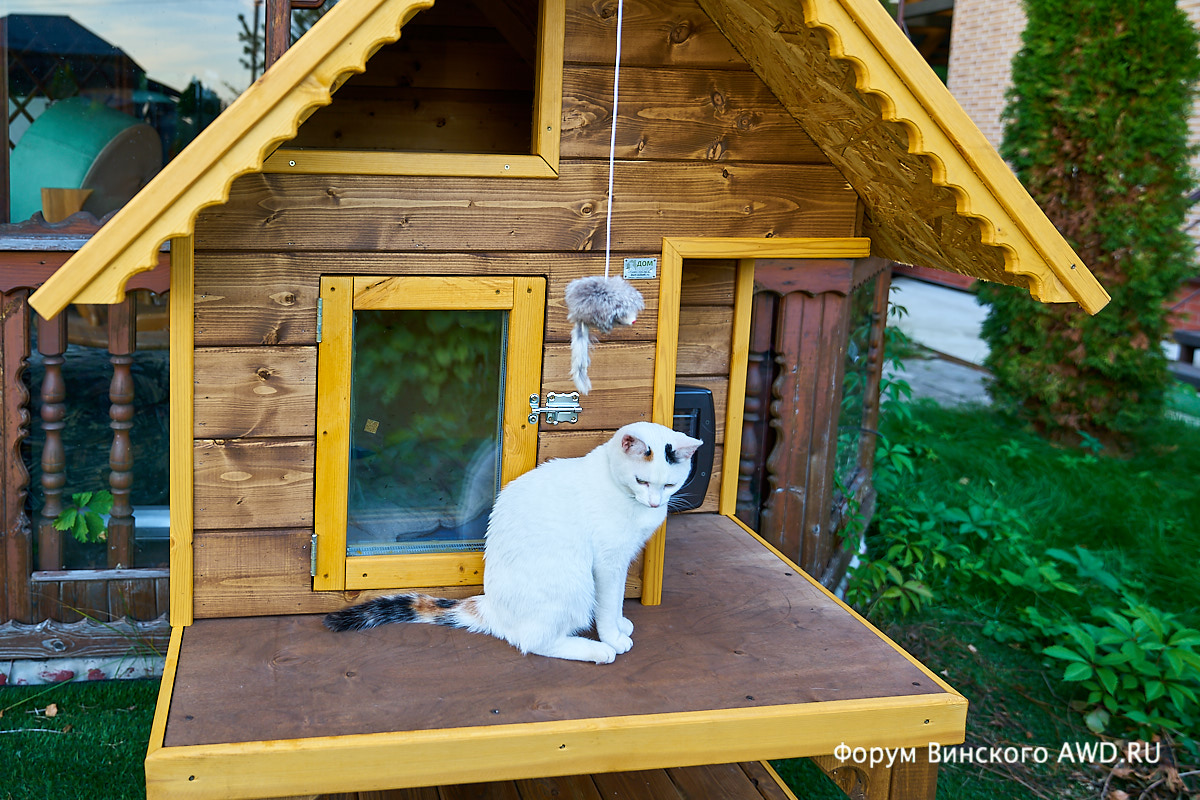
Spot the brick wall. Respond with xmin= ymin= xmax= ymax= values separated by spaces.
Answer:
xmin=945 ymin=0 xmax=1026 ymax=150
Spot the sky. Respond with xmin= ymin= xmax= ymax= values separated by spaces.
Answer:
xmin=4 ymin=0 xmax=263 ymax=102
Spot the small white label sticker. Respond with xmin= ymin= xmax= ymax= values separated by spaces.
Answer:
xmin=623 ymin=257 xmax=658 ymax=280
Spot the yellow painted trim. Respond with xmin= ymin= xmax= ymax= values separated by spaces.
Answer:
xmin=503 ymin=278 xmax=547 ymax=486
xmin=809 ymin=0 xmax=1109 ymax=313
xmin=660 ymin=237 xmax=871 ymax=261
xmin=145 ymin=625 xmax=184 ymax=761
xmin=313 ymin=277 xmax=354 ymax=591
xmin=315 ymin=275 xmax=545 ymax=592
xmin=168 ymin=237 xmax=195 ymax=627
xmin=263 ymin=151 xmax=559 ymax=178
xmin=144 ymin=693 xmax=965 ymax=800
xmin=28 ymin=0 xmax=436 ymax=319
xmin=352 ymin=276 xmax=517 ymax=309
xmin=725 ymin=513 xmax=964 ymax=699
xmin=640 ymin=241 xmax=685 ymax=605
xmin=718 ymin=259 xmax=756 ymax=516
xmin=346 ymin=553 xmax=484 ymax=590
xmin=532 ymin=0 xmax=566 ymax=172
xmin=758 ymin=761 xmax=801 ymax=800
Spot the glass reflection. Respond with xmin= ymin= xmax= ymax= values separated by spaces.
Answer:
xmin=347 ymin=309 xmax=506 ymax=556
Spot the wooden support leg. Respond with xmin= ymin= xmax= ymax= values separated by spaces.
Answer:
xmin=812 ymin=747 xmax=938 ymax=800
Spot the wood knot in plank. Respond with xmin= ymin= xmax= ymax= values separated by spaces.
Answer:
xmin=670 ymin=20 xmax=692 ymax=44
xmin=268 ymin=291 xmax=297 ymax=307
xmin=736 ymin=112 xmax=760 ymax=131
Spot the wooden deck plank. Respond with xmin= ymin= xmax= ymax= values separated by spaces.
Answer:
xmin=164 ymin=514 xmax=940 ymax=748
xmin=591 ymin=770 xmax=682 ymax=799
xmin=738 ymin=763 xmax=797 ymax=800
xmin=437 ymin=781 xmax=522 ymax=800
xmin=666 ymin=763 xmax=778 ymax=799
xmin=311 ymin=762 xmax=791 ymax=800
xmin=513 ymin=774 xmax=603 ymax=800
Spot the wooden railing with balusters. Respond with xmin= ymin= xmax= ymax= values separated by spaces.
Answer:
xmin=736 ymin=258 xmax=892 ymax=590
xmin=0 ymin=214 xmax=171 ymax=661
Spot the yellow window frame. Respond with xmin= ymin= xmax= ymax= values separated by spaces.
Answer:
xmin=313 ymin=275 xmax=546 ymax=591
xmin=264 ymin=0 xmax=565 ymax=178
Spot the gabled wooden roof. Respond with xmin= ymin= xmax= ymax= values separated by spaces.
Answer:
xmin=30 ymin=0 xmax=1109 ymax=319
xmin=697 ymin=0 xmax=1109 ymax=314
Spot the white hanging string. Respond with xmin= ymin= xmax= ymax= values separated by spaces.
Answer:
xmin=603 ymin=0 xmax=625 ymax=279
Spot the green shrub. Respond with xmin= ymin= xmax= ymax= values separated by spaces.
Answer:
xmin=980 ymin=0 xmax=1200 ymax=441
xmin=848 ymin=389 xmax=1200 ymax=751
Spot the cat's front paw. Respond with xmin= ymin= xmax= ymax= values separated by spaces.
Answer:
xmin=604 ymin=634 xmax=633 ymax=655
xmin=593 ymin=642 xmax=618 ymax=664
xmin=617 ymin=616 xmax=634 ymax=637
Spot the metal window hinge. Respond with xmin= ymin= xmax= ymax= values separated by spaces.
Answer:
xmin=310 ymin=533 xmax=318 ymax=577
xmin=528 ymin=391 xmax=583 ymax=425
xmin=316 ymin=297 xmax=323 ymax=343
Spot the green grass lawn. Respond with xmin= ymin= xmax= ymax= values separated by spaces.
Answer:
xmin=881 ymin=399 xmax=1200 ymax=624
xmin=0 ymin=678 xmax=158 ymax=800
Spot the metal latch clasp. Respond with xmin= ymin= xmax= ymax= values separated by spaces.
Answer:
xmin=528 ymin=392 xmax=582 ymax=425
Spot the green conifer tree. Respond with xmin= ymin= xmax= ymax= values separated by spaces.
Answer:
xmin=980 ymin=0 xmax=1200 ymax=441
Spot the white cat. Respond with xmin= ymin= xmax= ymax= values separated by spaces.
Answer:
xmin=324 ymin=421 xmax=702 ymax=664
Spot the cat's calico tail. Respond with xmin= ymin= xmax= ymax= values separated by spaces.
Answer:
xmin=323 ymin=594 xmax=484 ymax=633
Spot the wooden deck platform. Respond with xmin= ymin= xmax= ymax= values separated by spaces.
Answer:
xmin=147 ymin=514 xmax=966 ymax=799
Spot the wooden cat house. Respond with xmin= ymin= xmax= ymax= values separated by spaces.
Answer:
xmin=30 ymin=0 xmax=1107 ymax=797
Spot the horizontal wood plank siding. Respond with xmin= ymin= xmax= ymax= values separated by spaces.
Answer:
xmin=186 ymin=0 xmax=857 ymax=619
xmin=561 ymin=66 xmax=826 ymax=163
xmin=193 ymin=439 xmax=314 ymax=530
xmin=193 ymin=347 xmax=316 ymax=438
xmin=563 ymin=0 xmax=750 ymax=68
xmin=193 ymin=163 xmax=857 ymax=252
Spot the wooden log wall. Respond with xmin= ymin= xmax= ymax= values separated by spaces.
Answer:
xmin=188 ymin=0 xmax=859 ymax=619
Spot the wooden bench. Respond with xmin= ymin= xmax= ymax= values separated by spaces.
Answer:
xmin=1171 ymin=330 xmax=1200 ymax=388
xmin=146 ymin=514 xmax=965 ymax=800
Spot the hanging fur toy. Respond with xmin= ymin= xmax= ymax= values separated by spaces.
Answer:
xmin=565 ymin=275 xmax=645 ymax=394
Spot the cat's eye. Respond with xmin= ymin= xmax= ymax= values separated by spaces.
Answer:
xmin=636 ymin=478 xmax=649 ymax=486
xmin=665 ymin=484 xmax=676 ymax=489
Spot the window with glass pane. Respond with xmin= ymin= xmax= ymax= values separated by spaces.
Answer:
xmin=313 ymin=275 xmax=544 ymax=592
xmin=347 ymin=308 xmax=506 ymax=558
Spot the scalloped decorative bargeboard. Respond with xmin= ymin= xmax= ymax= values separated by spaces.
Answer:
xmin=29 ymin=0 xmax=435 ymax=319
xmin=696 ymin=0 xmax=1109 ymax=314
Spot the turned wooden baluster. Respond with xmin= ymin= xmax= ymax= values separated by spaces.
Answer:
xmin=107 ymin=297 xmax=137 ymax=568
xmin=36 ymin=312 xmax=68 ymax=571
xmin=1 ymin=289 xmax=33 ymax=622
xmin=756 ymin=259 xmax=856 ymax=584
xmin=736 ymin=291 xmax=778 ymax=530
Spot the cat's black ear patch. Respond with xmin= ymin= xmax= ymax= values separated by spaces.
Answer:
xmin=665 ymin=443 xmax=680 ymax=464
